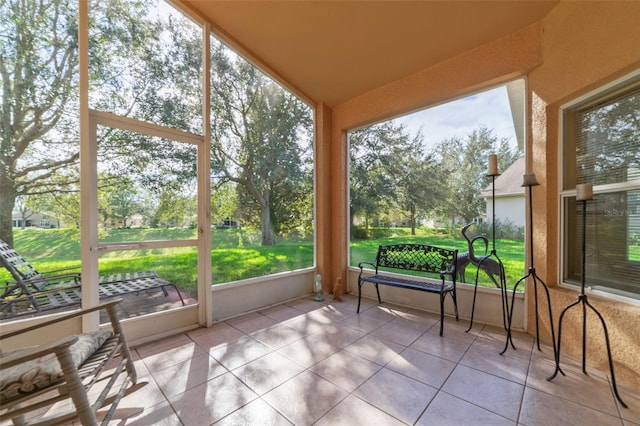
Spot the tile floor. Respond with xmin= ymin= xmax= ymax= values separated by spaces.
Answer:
xmin=26 ymin=294 xmax=640 ymax=425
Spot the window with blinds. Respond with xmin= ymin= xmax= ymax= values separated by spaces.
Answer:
xmin=562 ymin=75 xmax=640 ymax=301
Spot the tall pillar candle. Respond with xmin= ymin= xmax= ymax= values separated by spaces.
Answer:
xmin=576 ymin=183 xmax=593 ymax=201
xmin=488 ymin=154 xmax=498 ymax=175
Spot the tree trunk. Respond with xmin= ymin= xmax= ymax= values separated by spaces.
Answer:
xmin=260 ymin=204 xmax=275 ymax=246
xmin=0 ymin=175 xmax=17 ymax=246
xmin=410 ymin=203 xmax=416 ymax=235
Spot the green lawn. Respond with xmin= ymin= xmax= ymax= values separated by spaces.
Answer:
xmin=2 ymin=226 xmax=527 ymax=296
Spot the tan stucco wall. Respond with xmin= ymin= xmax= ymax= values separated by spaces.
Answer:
xmin=325 ymin=1 xmax=639 ymax=387
xmin=527 ymin=0 xmax=640 ymax=388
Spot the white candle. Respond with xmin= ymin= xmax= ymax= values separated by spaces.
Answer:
xmin=576 ymin=183 xmax=593 ymax=201
xmin=522 ymin=173 xmax=539 ymax=187
xmin=488 ymin=154 xmax=498 ymax=175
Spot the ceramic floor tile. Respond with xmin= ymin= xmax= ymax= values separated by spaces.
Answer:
xmin=388 ymin=312 xmax=439 ymax=332
xmin=282 ymin=314 xmax=328 ymax=336
xmin=263 ymin=370 xmax=348 ymax=425
xmin=207 ymin=335 xmax=273 ymax=370
xmin=355 ymin=368 xmax=437 ymax=424
xmin=427 ymin=317 xmax=479 ymax=344
xmin=168 ymin=372 xmax=257 ymax=426
xmin=112 ymin=377 xmax=168 ymax=410
xmin=306 ymin=305 xmax=354 ymax=324
xmin=231 ymin=351 xmax=305 ymax=395
xmin=338 ymin=312 xmax=389 ymax=333
xmin=344 ymin=334 xmax=406 ymax=366
xmin=618 ymin=383 xmax=640 ymax=423
xmin=250 ymin=323 xmax=305 ymax=350
xmin=527 ymin=358 xmax=619 ymax=416
xmin=314 ymin=394 xmax=406 ymax=426
xmin=134 ymin=333 xmax=195 ymax=358
xmin=285 ymin=298 xmax=327 ymax=313
xmin=100 ymin=401 xmax=181 ymax=426
xmin=46 ymin=295 xmax=635 ymax=426
xmin=277 ymin=335 xmax=341 ymax=368
xmin=311 ymin=349 xmax=382 ymax=392
xmin=356 ymin=304 xmax=403 ymax=323
xmin=260 ymin=304 xmax=305 ymax=322
xmin=442 ymin=364 xmax=524 ymax=421
xmin=214 ymin=398 xmax=293 ymax=426
xmin=460 ymin=339 xmax=530 ymax=384
xmin=416 ymin=391 xmax=515 ymax=426
xmin=410 ymin=330 xmax=472 ymax=362
xmin=387 ymin=347 xmax=457 ymax=388
xmin=151 ymin=353 xmax=227 ymax=397
xmin=138 ymin=341 xmax=206 ymax=373
xmin=309 ymin=323 xmax=365 ymax=349
xmin=371 ymin=319 xmax=425 ymax=346
xmin=227 ymin=312 xmax=278 ymax=334
xmin=187 ymin=322 xmax=247 ymax=350
xmin=479 ymin=325 xmax=535 ymax=354
xmin=519 ymin=386 xmax=622 ymax=426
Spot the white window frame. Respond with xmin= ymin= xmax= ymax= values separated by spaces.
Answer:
xmin=558 ymin=69 xmax=640 ymax=305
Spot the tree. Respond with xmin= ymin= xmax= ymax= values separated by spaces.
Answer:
xmin=435 ymin=127 xmax=521 ymax=225
xmin=349 ymin=121 xmax=417 ymax=237
xmin=152 ymin=188 xmax=195 ymax=228
xmin=210 ymin=44 xmax=313 ymax=246
xmin=1 ymin=0 xmax=202 ymax=246
xmin=396 ymin=149 xmax=446 ymax=235
xmin=1 ymin=0 xmax=80 ymax=246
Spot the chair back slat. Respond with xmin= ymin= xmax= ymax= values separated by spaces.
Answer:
xmin=0 ymin=239 xmax=45 ymax=284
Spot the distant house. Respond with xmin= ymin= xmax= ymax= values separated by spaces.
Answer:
xmin=12 ymin=210 xmax=61 ymax=229
xmin=480 ymin=157 xmax=525 ymax=227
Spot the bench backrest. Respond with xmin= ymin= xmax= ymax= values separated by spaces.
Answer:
xmin=375 ymin=244 xmax=457 ymax=278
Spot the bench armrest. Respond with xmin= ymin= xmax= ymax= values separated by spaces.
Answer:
xmin=358 ymin=261 xmax=376 ymax=271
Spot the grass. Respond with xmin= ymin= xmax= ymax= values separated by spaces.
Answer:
xmin=2 ymin=226 xmax=526 ymax=296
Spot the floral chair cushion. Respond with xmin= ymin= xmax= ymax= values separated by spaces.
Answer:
xmin=0 ymin=330 xmax=112 ymax=403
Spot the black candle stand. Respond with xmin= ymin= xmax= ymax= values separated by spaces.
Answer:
xmin=547 ymin=191 xmax=627 ymax=408
xmin=501 ymin=174 xmax=558 ymax=359
xmin=466 ymin=173 xmax=510 ymax=339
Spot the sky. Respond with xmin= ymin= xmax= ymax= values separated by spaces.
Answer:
xmin=392 ymin=85 xmax=518 ymax=151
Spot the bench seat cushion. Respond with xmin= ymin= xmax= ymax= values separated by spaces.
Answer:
xmin=0 ymin=330 xmax=112 ymax=403
xmin=360 ymin=274 xmax=453 ymax=293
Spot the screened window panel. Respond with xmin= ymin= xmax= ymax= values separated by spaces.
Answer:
xmin=563 ymin=76 xmax=640 ymax=300
xmin=564 ymin=191 xmax=640 ymax=299
xmin=574 ymin=86 xmax=640 ymax=187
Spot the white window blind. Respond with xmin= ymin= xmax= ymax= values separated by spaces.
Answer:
xmin=563 ymin=78 xmax=640 ymax=300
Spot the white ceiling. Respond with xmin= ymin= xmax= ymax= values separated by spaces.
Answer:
xmin=180 ymin=1 xmax=559 ymax=107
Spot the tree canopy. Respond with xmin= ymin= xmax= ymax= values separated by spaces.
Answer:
xmin=350 ymin=124 xmax=522 ymax=236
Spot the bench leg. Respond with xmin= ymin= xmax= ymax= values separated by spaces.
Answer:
xmin=374 ymin=283 xmax=381 ymax=305
xmin=357 ymin=281 xmax=362 ymax=313
xmin=451 ymin=291 xmax=459 ymax=321
xmin=439 ymin=292 xmax=445 ymax=336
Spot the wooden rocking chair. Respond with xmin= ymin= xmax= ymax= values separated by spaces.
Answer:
xmin=0 ymin=298 xmax=145 ymax=425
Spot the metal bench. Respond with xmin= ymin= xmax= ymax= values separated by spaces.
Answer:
xmin=0 ymin=239 xmax=184 ymax=320
xmin=357 ymin=243 xmax=458 ymax=336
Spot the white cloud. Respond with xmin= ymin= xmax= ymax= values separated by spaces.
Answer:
xmin=393 ymin=85 xmax=517 ymax=151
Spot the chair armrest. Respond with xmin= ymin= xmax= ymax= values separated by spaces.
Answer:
xmin=0 ymin=336 xmax=78 ymax=369
xmin=23 ymin=272 xmax=81 ymax=286
xmin=0 ymin=298 xmax=123 ymax=340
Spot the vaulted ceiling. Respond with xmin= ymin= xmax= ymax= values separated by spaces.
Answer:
xmin=179 ymin=1 xmax=559 ymax=107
